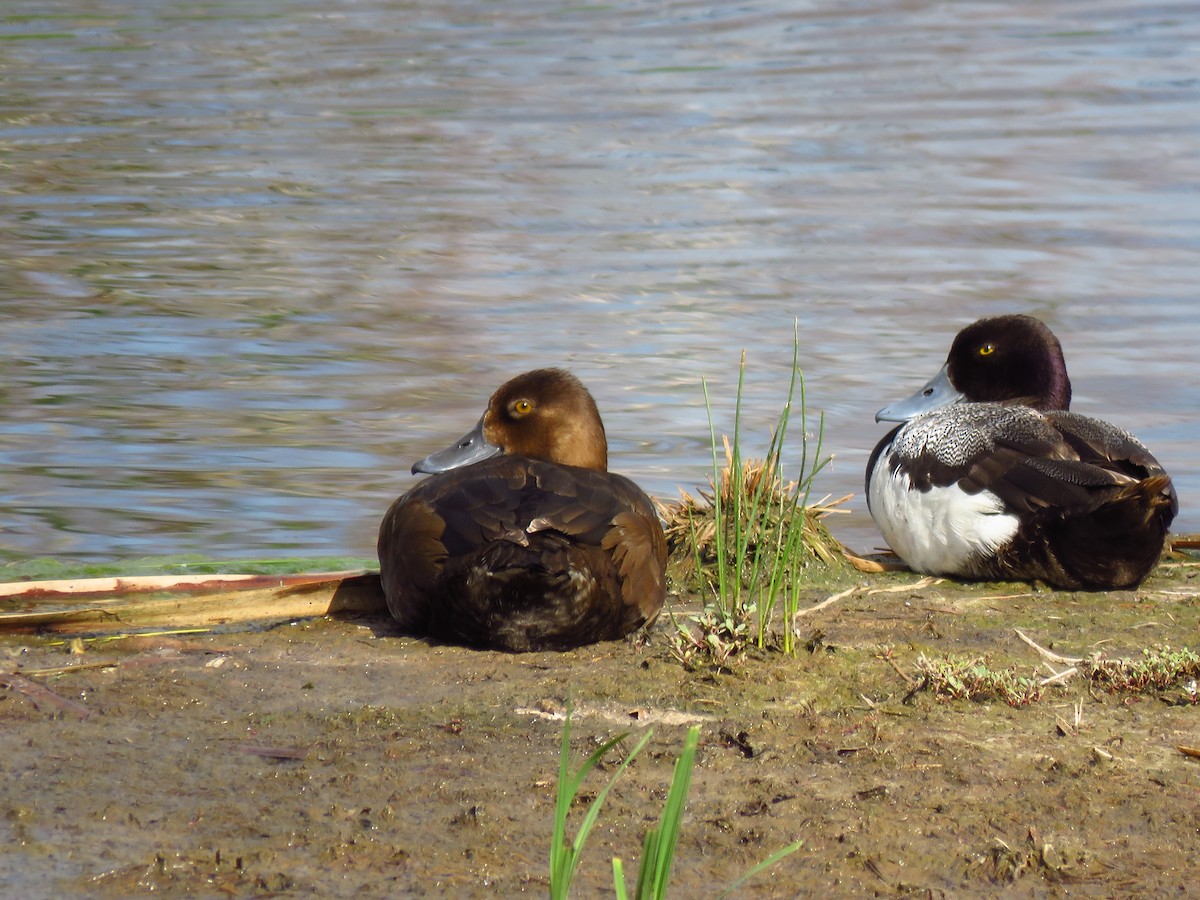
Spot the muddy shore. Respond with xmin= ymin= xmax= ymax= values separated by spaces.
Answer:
xmin=1 ymin=557 xmax=1198 ymax=897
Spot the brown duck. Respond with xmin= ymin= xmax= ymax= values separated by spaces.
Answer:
xmin=378 ymin=368 xmax=667 ymax=651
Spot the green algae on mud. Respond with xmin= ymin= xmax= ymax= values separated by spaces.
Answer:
xmin=0 ymin=551 xmax=1197 ymax=896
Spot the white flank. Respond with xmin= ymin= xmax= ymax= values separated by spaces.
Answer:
xmin=868 ymin=457 xmax=1019 ymax=575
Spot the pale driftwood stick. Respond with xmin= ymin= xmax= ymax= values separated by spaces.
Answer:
xmin=0 ymin=572 xmax=387 ymax=633
xmin=866 ymin=575 xmax=941 ymax=595
xmin=0 ymin=573 xmax=267 ymax=596
xmin=0 ymin=571 xmax=370 ymax=598
xmin=793 ymin=585 xmax=861 ymax=620
xmin=1014 ymin=628 xmax=1083 ymax=665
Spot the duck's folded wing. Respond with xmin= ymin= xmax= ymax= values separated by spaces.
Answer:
xmin=526 ymin=464 xmax=667 ymax=620
xmin=1047 ymin=411 xmax=1176 ymax=481
xmin=958 ymin=411 xmax=1175 ymax=517
xmin=430 ymin=471 xmax=527 ymax=551
xmin=380 ymin=466 xmax=524 ymax=569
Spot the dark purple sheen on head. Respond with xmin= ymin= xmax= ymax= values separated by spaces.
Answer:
xmin=945 ymin=315 xmax=1072 ymax=410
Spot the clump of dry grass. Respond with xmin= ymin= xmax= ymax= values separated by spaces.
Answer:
xmin=659 ymin=338 xmax=843 ymax=660
xmin=659 ymin=438 xmax=846 ymax=578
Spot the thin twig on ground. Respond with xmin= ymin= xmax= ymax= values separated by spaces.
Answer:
xmin=878 ymin=651 xmax=917 ymax=689
xmin=793 ymin=585 xmax=861 ymax=620
xmin=866 ymin=576 xmax=940 ymax=595
xmin=1039 ymin=666 xmax=1078 ymax=687
xmin=1014 ymin=629 xmax=1083 ymax=665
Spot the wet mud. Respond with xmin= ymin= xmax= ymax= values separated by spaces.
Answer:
xmin=1 ymin=559 xmax=1198 ymax=897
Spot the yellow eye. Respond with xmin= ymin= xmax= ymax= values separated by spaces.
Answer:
xmin=979 ymin=343 xmax=995 ymax=357
xmin=511 ymin=399 xmax=533 ymax=417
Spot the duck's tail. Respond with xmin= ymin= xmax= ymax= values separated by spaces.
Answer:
xmin=1055 ymin=473 xmax=1177 ymax=590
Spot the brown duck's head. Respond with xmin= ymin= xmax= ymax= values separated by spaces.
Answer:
xmin=412 ymin=368 xmax=609 ymax=475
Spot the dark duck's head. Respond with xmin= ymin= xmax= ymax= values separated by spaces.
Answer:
xmin=877 ymin=314 xmax=1073 ymax=423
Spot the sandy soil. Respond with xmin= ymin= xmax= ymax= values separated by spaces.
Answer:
xmin=1 ymin=557 xmax=1198 ymax=898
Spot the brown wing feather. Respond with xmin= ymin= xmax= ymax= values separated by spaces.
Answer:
xmin=377 ymin=456 xmax=666 ymax=650
xmin=377 ymin=493 xmax=448 ymax=631
xmin=602 ymin=509 xmax=668 ymax=627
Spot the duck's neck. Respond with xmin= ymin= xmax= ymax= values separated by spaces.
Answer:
xmin=555 ymin=418 xmax=608 ymax=472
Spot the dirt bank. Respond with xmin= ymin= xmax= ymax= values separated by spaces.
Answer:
xmin=1 ymin=557 xmax=1198 ymax=897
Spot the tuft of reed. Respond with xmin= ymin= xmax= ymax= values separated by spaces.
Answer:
xmin=551 ymin=707 xmax=802 ymax=899
xmin=550 ymin=705 xmax=651 ymax=900
xmin=613 ymin=725 xmax=698 ymax=900
xmin=660 ymin=333 xmax=840 ymax=657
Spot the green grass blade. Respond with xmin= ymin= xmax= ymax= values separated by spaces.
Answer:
xmin=633 ymin=826 xmax=658 ymax=899
xmin=717 ymin=839 xmax=805 ymax=898
xmin=730 ymin=351 xmax=747 ymax=609
xmin=632 ymin=725 xmax=700 ymax=899
xmin=612 ymin=857 xmax=628 ymax=900
xmin=550 ymin=704 xmax=650 ymax=899
xmin=550 ymin=704 xmax=576 ymax=898
xmin=650 ymin=725 xmax=699 ymax=896
xmin=700 ymin=377 xmax=728 ymax=609
xmin=570 ymin=729 xmax=652 ymax=869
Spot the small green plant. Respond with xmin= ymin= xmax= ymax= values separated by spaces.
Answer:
xmin=1084 ymin=645 xmax=1199 ymax=700
xmin=666 ymin=603 xmax=750 ymax=673
xmin=550 ymin=707 xmax=802 ymax=899
xmin=912 ymin=655 xmax=1044 ymax=707
xmin=661 ymin=329 xmax=837 ymax=659
xmin=907 ymin=645 xmax=1200 ymax=708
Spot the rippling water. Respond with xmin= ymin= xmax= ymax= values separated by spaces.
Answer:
xmin=3 ymin=0 xmax=1197 ymax=564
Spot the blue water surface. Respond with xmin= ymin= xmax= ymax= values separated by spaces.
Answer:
xmin=2 ymin=0 xmax=1197 ymax=563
